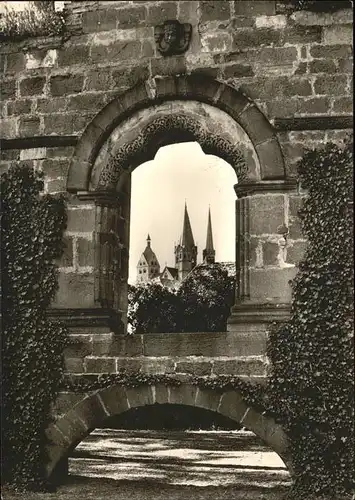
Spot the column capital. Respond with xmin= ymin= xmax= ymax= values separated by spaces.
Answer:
xmin=234 ymin=179 xmax=298 ymax=198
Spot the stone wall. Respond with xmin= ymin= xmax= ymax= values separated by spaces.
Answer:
xmin=0 ymin=0 xmax=352 ymax=328
xmin=1 ymin=0 xmax=352 ymax=180
xmin=63 ymin=329 xmax=268 ymax=378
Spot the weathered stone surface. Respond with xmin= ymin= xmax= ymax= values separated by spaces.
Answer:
xmin=175 ymin=360 xmax=212 ymax=376
xmin=53 ymin=272 xmax=95 ymax=308
xmin=67 ymin=207 xmax=96 ymax=232
xmin=58 ymin=236 xmax=74 ymax=267
xmin=99 ymin=385 xmax=130 ymax=415
xmin=218 ymin=390 xmax=249 ymax=422
xmin=263 ymin=241 xmax=279 ymax=266
xmin=84 ymin=356 xmax=116 ymax=373
xmin=7 ymin=99 xmax=32 ymax=116
xmin=125 ymin=386 xmax=155 ymax=408
xmin=248 ymin=195 xmax=285 ymax=235
xmin=314 ymin=75 xmax=348 ymax=95
xmin=19 ymin=76 xmax=46 ymax=96
xmin=249 ymin=267 xmax=297 ymax=302
xmin=234 ymin=1 xmax=275 ymax=16
xmin=288 ymin=195 xmax=304 ymax=239
xmin=200 ymin=1 xmax=231 ymax=22
xmin=50 ymin=74 xmax=84 ymax=97
xmin=77 ymin=237 xmax=94 ymax=267
xmin=53 ymin=392 xmax=87 ymax=416
xmin=18 ymin=117 xmax=40 ymax=137
xmin=286 ymin=241 xmax=307 ymax=265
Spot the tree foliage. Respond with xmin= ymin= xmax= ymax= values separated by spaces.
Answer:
xmin=0 ymin=1 xmax=65 ymax=42
xmin=128 ymin=263 xmax=235 ymax=334
xmin=267 ymin=140 xmax=354 ymax=499
xmin=0 ymin=165 xmax=68 ymax=489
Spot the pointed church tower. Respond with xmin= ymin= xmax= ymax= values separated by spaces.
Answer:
xmin=136 ymin=234 xmax=160 ymax=283
xmin=203 ymin=207 xmax=216 ymax=264
xmin=174 ymin=203 xmax=197 ymax=281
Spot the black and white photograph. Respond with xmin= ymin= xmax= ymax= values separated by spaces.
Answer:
xmin=0 ymin=1 xmax=353 ymax=499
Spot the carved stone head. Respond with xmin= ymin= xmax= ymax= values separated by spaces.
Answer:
xmin=154 ymin=20 xmax=192 ymax=56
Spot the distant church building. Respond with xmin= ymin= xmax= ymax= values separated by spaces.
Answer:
xmin=136 ymin=234 xmax=161 ymax=284
xmin=136 ymin=204 xmax=216 ymax=287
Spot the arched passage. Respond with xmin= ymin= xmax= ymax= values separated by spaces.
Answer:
xmin=67 ymin=74 xmax=285 ymax=193
xmin=58 ymin=74 xmax=296 ymax=333
xmin=45 ymin=383 xmax=292 ymax=479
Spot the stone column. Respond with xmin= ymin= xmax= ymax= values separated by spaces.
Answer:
xmin=49 ymin=190 xmax=127 ymax=334
xmin=227 ymin=180 xmax=300 ymax=334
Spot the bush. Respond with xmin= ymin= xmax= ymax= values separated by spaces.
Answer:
xmin=267 ymin=140 xmax=354 ymax=499
xmin=0 ymin=165 xmax=68 ymax=489
xmin=128 ymin=264 xmax=235 ymax=334
xmin=0 ymin=2 xmax=65 ymax=42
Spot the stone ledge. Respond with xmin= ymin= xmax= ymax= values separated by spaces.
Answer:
xmin=274 ymin=115 xmax=353 ymax=131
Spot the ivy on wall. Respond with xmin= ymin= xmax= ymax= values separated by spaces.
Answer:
xmin=290 ymin=0 xmax=353 ymax=12
xmin=267 ymin=139 xmax=354 ymax=499
xmin=0 ymin=165 xmax=69 ymax=490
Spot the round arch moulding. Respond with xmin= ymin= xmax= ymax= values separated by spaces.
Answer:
xmin=45 ymin=383 xmax=293 ymax=480
xmin=67 ymin=74 xmax=286 ymax=193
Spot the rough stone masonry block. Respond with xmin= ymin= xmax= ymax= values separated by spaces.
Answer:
xmin=234 ymin=1 xmax=275 ymax=16
xmin=125 ymin=386 xmax=155 ymax=408
xmin=50 ymin=74 xmax=84 ymax=97
xmin=53 ymin=272 xmax=95 ymax=308
xmin=84 ymin=357 xmax=116 ymax=373
xmin=286 ymin=241 xmax=307 ymax=265
xmin=7 ymin=99 xmax=32 ymax=116
xmin=218 ymin=390 xmax=249 ymax=423
xmin=90 ymin=41 xmax=142 ymax=64
xmin=248 ymin=195 xmax=285 ymax=235
xmin=65 ymin=334 xmax=93 ymax=358
xmin=249 ymin=267 xmax=297 ymax=303
xmin=54 ymin=392 xmax=88 ymax=416
xmin=323 ymin=25 xmax=353 ymax=45
xmin=77 ymin=237 xmax=94 ymax=267
xmin=200 ymin=1 xmax=231 ymax=22
xmin=263 ymin=241 xmax=279 ymax=266
xmin=175 ymin=360 xmax=212 ymax=376
xmin=67 ymin=207 xmax=96 ymax=232
xmin=19 ymin=76 xmax=46 ymax=96
xmin=288 ymin=195 xmax=304 ymax=240
xmin=238 ymin=105 xmax=275 ymax=145
xmin=75 ymin=393 xmax=109 ymax=428
xmin=58 ymin=235 xmax=74 ymax=267
xmin=195 ymin=388 xmax=222 ymax=412
xmin=18 ymin=117 xmax=41 ymax=137
xmin=168 ymin=384 xmax=197 ymax=406
xmin=99 ymin=385 xmax=130 ymax=416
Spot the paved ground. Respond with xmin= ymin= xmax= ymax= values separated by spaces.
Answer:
xmin=3 ymin=429 xmax=291 ymax=500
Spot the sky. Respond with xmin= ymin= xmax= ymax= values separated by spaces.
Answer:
xmin=129 ymin=142 xmax=237 ymax=283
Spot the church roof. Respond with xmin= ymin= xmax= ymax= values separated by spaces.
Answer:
xmin=138 ymin=234 xmax=160 ymax=266
xmin=205 ymin=207 xmax=214 ymax=251
xmin=161 ymin=266 xmax=179 ymax=279
xmin=180 ymin=203 xmax=195 ymax=248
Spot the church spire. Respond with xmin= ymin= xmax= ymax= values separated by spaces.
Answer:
xmin=203 ymin=207 xmax=215 ymax=264
xmin=181 ymin=202 xmax=195 ymax=248
xmin=174 ymin=202 xmax=197 ymax=281
xmin=147 ymin=233 xmax=151 ymax=247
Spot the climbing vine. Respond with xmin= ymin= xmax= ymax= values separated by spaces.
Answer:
xmin=0 ymin=165 xmax=69 ymax=490
xmin=267 ymin=139 xmax=354 ymax=499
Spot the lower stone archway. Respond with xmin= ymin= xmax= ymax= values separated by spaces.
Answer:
xmin=46 ymin=383 xmax=292 ymax=480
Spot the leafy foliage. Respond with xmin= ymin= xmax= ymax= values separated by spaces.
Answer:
xmin=0 ymin=1 xmax=65 ymax=42
xmin=128 ymin=264 xmax=235 ymax=333
xmin=267 ymin=140 xmax=354 ymax=499
xmin=290 ymin=0 xmax=353 ymax=12
xmin=0 ymin=165 xmax=69 ymax=489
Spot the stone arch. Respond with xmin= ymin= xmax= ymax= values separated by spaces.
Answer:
xmin=67 ymin=74 xmax=285 ymax=192
xmin=46 ymin=383 xmax=292 ymax=479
